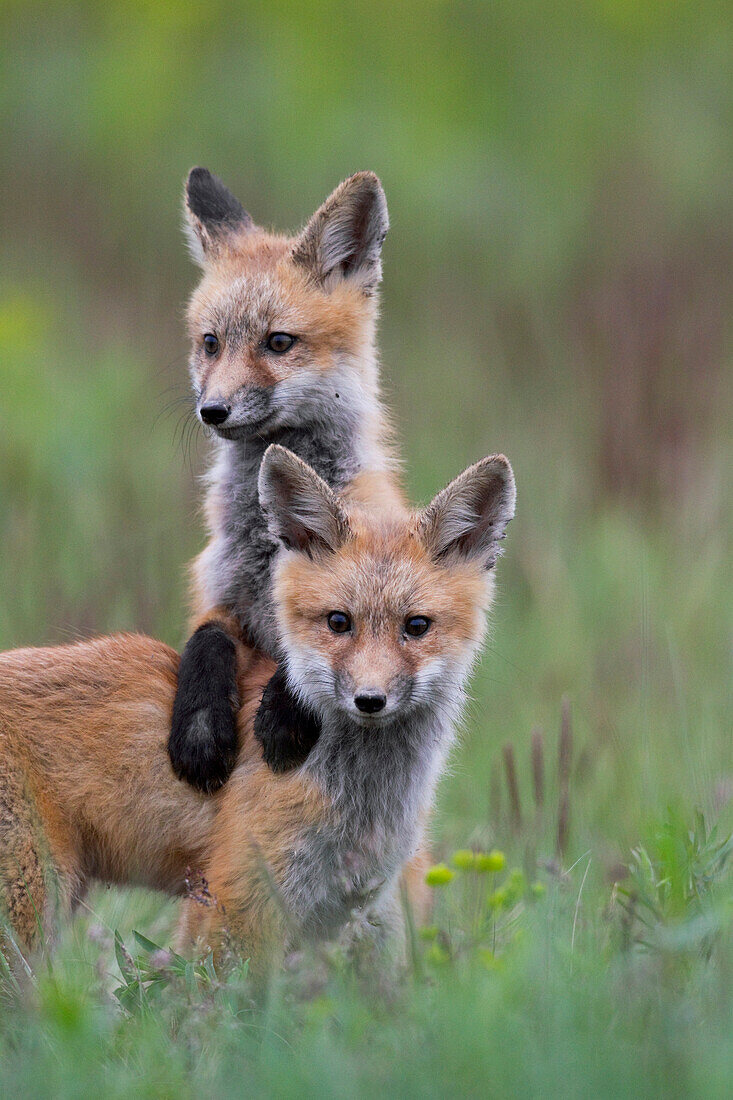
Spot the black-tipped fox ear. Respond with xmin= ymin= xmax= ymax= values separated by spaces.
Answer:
xmin=291 ymin=171 xmax=388 ymax=293
xmin=258 ymin=445 xmax=350 ymax=557
xmin=418 ymin=455 xmax=516 ymax=569
xmin=184 ymin=167 xmax=253 ymax=265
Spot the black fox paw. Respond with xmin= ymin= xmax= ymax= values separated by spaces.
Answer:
xmin=254 ymin=665 xmax=321 ymax=773
xmin=169 ymin=622 xmax=239 ymax=793
xmin=169 ymin=702 xmax=238 ymax=792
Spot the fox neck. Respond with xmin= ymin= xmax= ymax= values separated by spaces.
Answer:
xmin=200 ymin=354 xmax=393 ymax=653
xmin=305 ymin=691 xmax=464 ymax=848
xmin=275 ymin=692 xmax=464 ymax=938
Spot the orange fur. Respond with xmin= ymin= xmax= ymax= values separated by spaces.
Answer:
xmin=0 ymin=635 xmax=210 ymax=956
xmin=0 ymin=633 xmax=297 ymax=966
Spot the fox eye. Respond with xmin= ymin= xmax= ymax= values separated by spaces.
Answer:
xmin=404 ymin=616 xmax=431 ymax=638
xmin=203 ymin=334 xmax=219 ymax=356
xmin=327 ymin=611 xmax=351 ymax=634
xmin=267 ymin=332 xmax=296 ymax=354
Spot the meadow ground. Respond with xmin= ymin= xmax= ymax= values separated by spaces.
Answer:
xmin=1 ymin=3 xmax=731 ymax=1095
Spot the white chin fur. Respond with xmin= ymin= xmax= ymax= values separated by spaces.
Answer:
xmin=410 ymin=655 xmax=474 ymax=724
xmin=269 ymin=363 xmax=387 ymax=468
xmin=284 ymin=648 xmax=336 ymax=712
xmin=409 ymin=657 xmax=454 ymax=706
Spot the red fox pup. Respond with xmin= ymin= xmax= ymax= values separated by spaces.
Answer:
xmin=169 ymin=167 xmax=404 ymax=790
xmin=0 ymin=448 xmax=515 ymax=981
xmin=181 ymin=444 xmax=516 ymax=978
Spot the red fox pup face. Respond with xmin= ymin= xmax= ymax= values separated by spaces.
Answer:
xmin=183 ymin=167 xmax=388 ymax=438
xmin=259 ymin=446 xmax=516 ymax=725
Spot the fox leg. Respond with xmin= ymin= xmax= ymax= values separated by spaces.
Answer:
xmin=208 ymin=891 xmax=285 ymax=993
xmin=0 ymin=844 xmax=49 ymax=968
xmin=168 ymin=609 xmax=243 ymax=792
xmin=175 ymin=895 xmax=212 ymax=956
xmin=176 ymin=888 xmax=285 ymax=995
xmin=252 ymin=663 xmax=321 ymax=773
xmin=344 ymin=886 xmax=408 ymax=982
xmin=400 ymin=845 xmax=434 ymax=927
xmin=0 ymin=767 xmax=77 ymax=969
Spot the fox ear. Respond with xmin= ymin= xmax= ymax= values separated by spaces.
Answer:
xmin=418 ymin=455 xmax=516 ymax=569
xmin=184 ymin=167 xmax=253 ymax=265
xmin=292 ymin=171 xmax=388 ymax=293
xmin=258 ymin=445 xmax=350 ymax=556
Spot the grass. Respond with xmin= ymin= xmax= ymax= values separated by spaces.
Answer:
xmin=1 ymin=804 xmax=730 ymax=1097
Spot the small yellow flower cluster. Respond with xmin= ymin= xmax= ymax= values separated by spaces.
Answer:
xmin=424 ymin=863 xmax=454 ymax=886
xmin=419 ymin=849 xmax=549 ymax=973
xmin=425 ymin=848 xmax=507 ymax=882
xmin=474 ymin=850 xmax=506 ymax=873
xmin=425 ymin=849 xmax=545 ymax=902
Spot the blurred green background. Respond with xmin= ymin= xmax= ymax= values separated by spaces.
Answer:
xmin=1 ymin=5 xmax=732 ymax=1096
xmin=0 ymin=0 xmax=730 ymax=858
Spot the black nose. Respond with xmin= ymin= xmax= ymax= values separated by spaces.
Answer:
xmin=200 ymin=403 xmax=230 ymax=426
xmin=354 ymin=692 xmax=387 ymax=714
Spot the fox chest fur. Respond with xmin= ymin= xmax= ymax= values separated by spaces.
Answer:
xmin=255 ymin=708 xmax=448 ymax=939
xmin=196 ymin=398 xmax=377 ymax=655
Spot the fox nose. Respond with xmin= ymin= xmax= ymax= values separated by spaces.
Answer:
xmin=200 ymin=402 xmax=231 ymax=426
xmin=354 ymin=691 xmax=387 ymax=715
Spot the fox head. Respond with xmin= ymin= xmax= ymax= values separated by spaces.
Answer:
xmin=258 ymin=446 xmax=516 ymax=728
xmin=183 ymin=167 xmax=388 ymax=439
